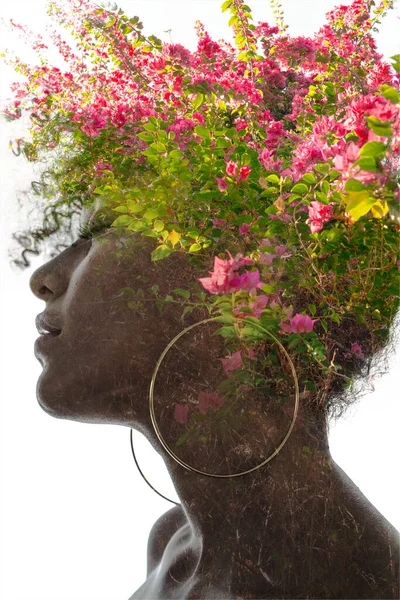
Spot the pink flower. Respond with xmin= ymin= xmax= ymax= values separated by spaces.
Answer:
xmin=307 ymin=201 xmax=333 ymax=234
xmin=249 ymin=295 xmax=269 ymax=317
xmin=197 ymin=391 xmax=225 ymax=415
xmin=226 ymin=160 xmax=238 ymax=177
xmin=230 ymin=270 xmax=264 ymax=293
xmin=212 ymin=217 xmax=227 ymax=228
xmin=238 ymin=165 xmax=251 ymax=181
xmin=246 ymin=346 xmax=258 ymax=361
xmin=199 ymin=252 xmax=260 ymax=295
xmin=174 ymin=403 xmax=189 ymax=424
xmin=239 ymin=223 xmax=250 ymax=236
xmin=280 ymin=313 xmax=316 ymax=334
xmin=351 ymin=342 xmax=364 ymax=358
xmin=217 ymin=177 xmax=229 ymax=192
xmin=233 ymin=294 xmax=269 ymax=319
xmin=219 ymin=350 xmax=243 ymax=374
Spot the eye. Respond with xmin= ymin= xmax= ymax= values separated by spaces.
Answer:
xmin=77 ymin=218 xmax=112 ymax=240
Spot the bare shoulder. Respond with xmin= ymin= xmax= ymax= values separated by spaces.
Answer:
xmin=146 ymin=504 xmax=188 ymax=575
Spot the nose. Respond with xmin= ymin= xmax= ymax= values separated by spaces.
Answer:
xmin=29 ymin=251 xmax=72 ymax=301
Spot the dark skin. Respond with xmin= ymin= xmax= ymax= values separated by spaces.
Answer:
xmin=30 ymin=206 xmax=399 ymax=599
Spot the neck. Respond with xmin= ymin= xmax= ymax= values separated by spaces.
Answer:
xmin=162 ymin=410 xmax=334 ymax=549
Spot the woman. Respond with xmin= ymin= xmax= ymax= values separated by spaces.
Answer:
xmin=29 ymin=204 xmax=399 ymax=599
xmin=3 ymin=0 xmax=398 ymax=596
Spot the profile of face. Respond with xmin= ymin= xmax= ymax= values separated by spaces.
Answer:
xmin=29 ymin=206 xmax=298 ymax=474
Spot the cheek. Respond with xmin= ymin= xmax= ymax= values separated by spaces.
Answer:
xmin=36 ymin=248 xmax=169 ymax=424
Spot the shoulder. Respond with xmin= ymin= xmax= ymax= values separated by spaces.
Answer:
xmin=146 ymin=504 xmax=188 ymax=575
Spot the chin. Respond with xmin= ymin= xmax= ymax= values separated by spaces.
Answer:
xmin=36 ymin=371 xmax=87 ymax=422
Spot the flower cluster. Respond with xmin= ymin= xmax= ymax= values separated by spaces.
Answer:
xmin=1 ymin=0 xmax=399 ymax=418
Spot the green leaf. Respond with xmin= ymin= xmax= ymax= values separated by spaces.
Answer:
xmin=129 ymin=219 xmax=148 ymax=232
xmin=291 ymin=183 xmax=308 ymax=195
xmin=302 ymin=173 xmax=316 ymax=185
xmin=189 ymin=243 xmax=202 ymax=252
xmin=345 ymin=190 xmax=377 ymax=221
xmin=351 ymin=156 xmax=378 ymax=171
xmin=213 ymin=326 xmax=236 ymax=338
xmin=221 ymin=0 xmax=233 ymax=13
xmin=142 ymin=147 xmax=157 ymax=157
xmin=143 ymin=122 xmax=157 ymax=132
xmin=228 ymin=15 xmax=239 ymax=27
xmin=113 ymin=205 xmax=129 ymax=213
xmin=345 ymin=178 xmax=366 ymax=192
xmin=192 ymin=93 xmax=204 ymax=110
xmin=308 ymin=304 xmax=316 ymax=317
xmin=315 ymin=163 xmax=330 ymax=174
xmin=194 ymin=125 xmax=210 ymax=139
xmin=266 ymin=174 xmax=280 ymax=184
xmin=389 ymin=53 xmax=400 ymax=74
xmin=214 ymin=312 xmax=235 ymax=325
xmin=153 ymin=219 xmax=164 ymax=232
xmin=151 ymin=141 xmax=166 ymax=153
xmin=365 ymin=116 xmax=392 ymax=138
xmin=143 ymin=208 xmax=159 ymax=219
xmin=321 ymin=180 xmax=330 ymax=195
xmin=169 ymin=149 xmax=184 ymax=159
xmin=329 ymin=170 xmax=341 ymax=182
xmin=359 ymin=141 xmax=386 ymax=158
xmin=151 ymin=245 xmax=173 ymax=261
xmin=172 ymin=288 xmax=190 ymax=299
xmin=112 ymin=215 xmax=133 ymax=227
xmin=126 ymin=200 xmax=143 ymax=213
xmin=324 ymin=228 xmax=344 ymax=243
xmin=137 ymin=132 xmax=154 ymax=142
xmin=380 ymin=84 xmax=400 ymax=104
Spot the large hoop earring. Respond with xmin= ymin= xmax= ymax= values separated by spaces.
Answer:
xmin=148 ymin=317 xmax=299 ymax=479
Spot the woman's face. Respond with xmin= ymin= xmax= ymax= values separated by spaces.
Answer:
xmin=29 ymin=205 xmax=189 ymax=428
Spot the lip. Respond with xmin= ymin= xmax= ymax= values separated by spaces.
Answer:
xmin=34 ymin=313 xmax=62 ymax=361
xmin=35 ymin=313 xmax=62 ymax=337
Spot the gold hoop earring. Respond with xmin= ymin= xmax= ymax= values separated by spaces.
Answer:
xmin=149 ymin=317 xmax=299 ymax=479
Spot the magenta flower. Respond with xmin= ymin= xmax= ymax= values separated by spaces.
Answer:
xmin=219 ymin=350 xmax=243 ymax=374
xmin=212 ymin=217 xmax=227 ymax=228
xmin=238 ymin=165 xmax=251 ymax=181
xmin=307 ymin=201 xmax=333 ymax=234
xmin=197 ymin=391 xmax=225 ymax=415
xmin=199 ymin=252 xmax=260 ymax=295
xmin=217 ymin=177 xmax=229 ymax=192
xmin=239 ymin=223 xmax=251 ymax=236
xmin=245 ymin=346 xmax=257 ymax=361
xmin=230 ymin=269 xmax=263 ymax=293
xmin=233 ymin=294 xmax=269 ymax=319
xmin=280 ymin=313 xmax=316 ymax=334
xmin=351 ymin=342 xmax=364 ymax=358
xmin=174 ymin=403 xmax=189 ymax=424
xmin=226 ymin=160 xmax=238 ymax=177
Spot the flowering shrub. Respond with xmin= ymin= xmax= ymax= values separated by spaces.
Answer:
xmin=1 ymin=0 xmax=399 ymax=429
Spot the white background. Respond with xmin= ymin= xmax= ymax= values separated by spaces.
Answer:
xmin=0 ymin=1 xmax=399 ymax=599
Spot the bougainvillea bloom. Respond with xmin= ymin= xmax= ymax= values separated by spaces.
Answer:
xmin=226 ymin=160 xmax=238 ymax=177
xmin=238 ymin=165 xmax=251 ymax=181
xmin=280 ymin=313 xmax=316 ymax=334
xmin=239 ymin=223 xmax=250 ymax=236
xmin=199 ymin=253 xmax=261 ymax=295
xmin=219 ymin=350 xmax=243 ymax=374
xmin=212 ymin=217 xmax=227 ymax=228
xmin=197 ymin=391 xmax=225 ymax=415
xmin=307 ymin=201 xmax=333 ymax=233
xmin=351 ymin=342 xmax=364 ymax=358
xmin=173 ymin=403 xmax=189 ymax=424
xmin=233 ymin=295 xmax=269 ymax=319
xmin=216 ymin=177 xmax=229 ymax=192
